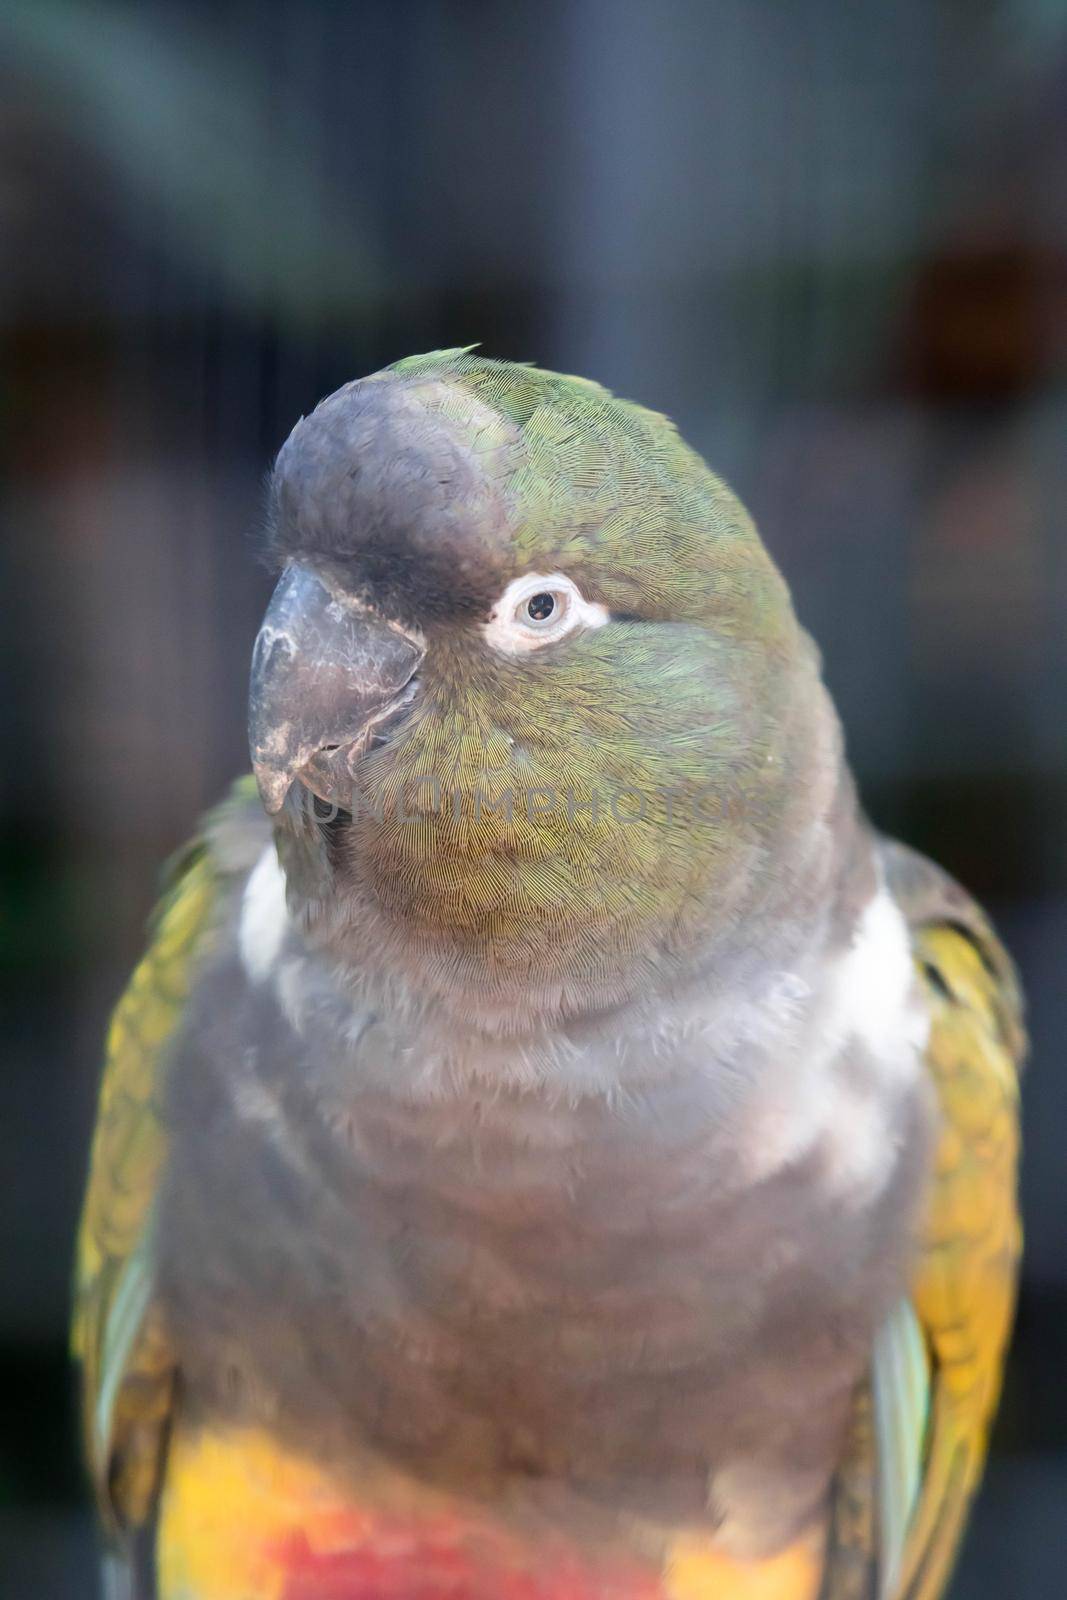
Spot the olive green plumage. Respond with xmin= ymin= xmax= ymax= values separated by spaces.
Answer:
xmin=390 ymin=348 xmax=792 ymax=628
xmin=269 ymin=349 xmax=835 ymax=1032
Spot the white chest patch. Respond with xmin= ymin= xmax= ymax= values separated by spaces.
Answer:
xmin=239 ymin=844 xmax=289 ymax=983
xmin=741 ymin=885 xmax=930 ymax=1197
xmin=824 ymin=887 xmax=930 ymax=1066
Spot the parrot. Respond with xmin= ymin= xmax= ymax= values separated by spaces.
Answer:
xmin=73 ymin=351 xmax=1024 ymax=1600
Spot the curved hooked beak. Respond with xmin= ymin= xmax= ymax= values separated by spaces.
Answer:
xmin=249 ymin=563 xmax=424 ymax=815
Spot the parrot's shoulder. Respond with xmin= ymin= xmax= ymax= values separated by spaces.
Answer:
xmin=828 ymin=838 xmax=1025 ymax=1600
xmin=72 ymin=776 xmax=271 ymax=1539
xmin=199 ymin=772 xmax=275 ymax=877
xmin=880 ymin=836 xmax=1025 ymax=1067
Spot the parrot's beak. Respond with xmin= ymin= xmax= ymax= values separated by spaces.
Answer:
xmin=249 ymin=562 xmax=424 ymax=815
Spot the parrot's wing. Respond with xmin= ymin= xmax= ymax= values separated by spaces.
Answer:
xmin=71 ymin=779 xmax=265 ymax=1556
xmin=823 ymin=841 xmax=1024 ymax=1600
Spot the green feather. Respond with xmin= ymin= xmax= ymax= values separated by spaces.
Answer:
xmin=872 ymin=1296 xmax=931 ymax=1598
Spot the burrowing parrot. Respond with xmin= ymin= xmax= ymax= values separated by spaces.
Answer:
xmin=73 ymin=352 xmax=1024 ymax=1600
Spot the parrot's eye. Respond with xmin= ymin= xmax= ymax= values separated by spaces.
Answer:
xmin=526 ymin=592 xmax=556 ymax=622
xmin=483 ymin=572 xmax=609 ymax=655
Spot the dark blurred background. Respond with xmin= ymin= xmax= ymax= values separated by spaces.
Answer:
xmin=1 ymin=1 xmax=1064 ymax=1595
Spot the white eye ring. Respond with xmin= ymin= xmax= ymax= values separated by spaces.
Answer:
xmin=482 ymin=572 xmax=609 ymax=655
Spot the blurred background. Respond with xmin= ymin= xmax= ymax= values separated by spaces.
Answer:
xmin=1 ymin=1 xmax=1064 ymax=1594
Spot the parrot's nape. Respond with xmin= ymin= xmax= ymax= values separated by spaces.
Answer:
xmin=73 ymin=352 xmax=1023 ymax=1600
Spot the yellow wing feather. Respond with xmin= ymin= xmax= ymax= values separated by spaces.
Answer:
xmin=72 ymin=842 xmax=218 ymax=1530
xmin=823 ymin=847 xmax=1024 ymax=1600
xmin=897 ymin=917 xmax=1023 ymax=1600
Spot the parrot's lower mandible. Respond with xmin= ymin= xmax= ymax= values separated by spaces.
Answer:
xmin=73 ymin=352 xmax=1024 ymax=1600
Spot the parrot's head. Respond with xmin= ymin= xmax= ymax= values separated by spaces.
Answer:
xmin=251 ymin=351 xmax=850 ymax=1034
